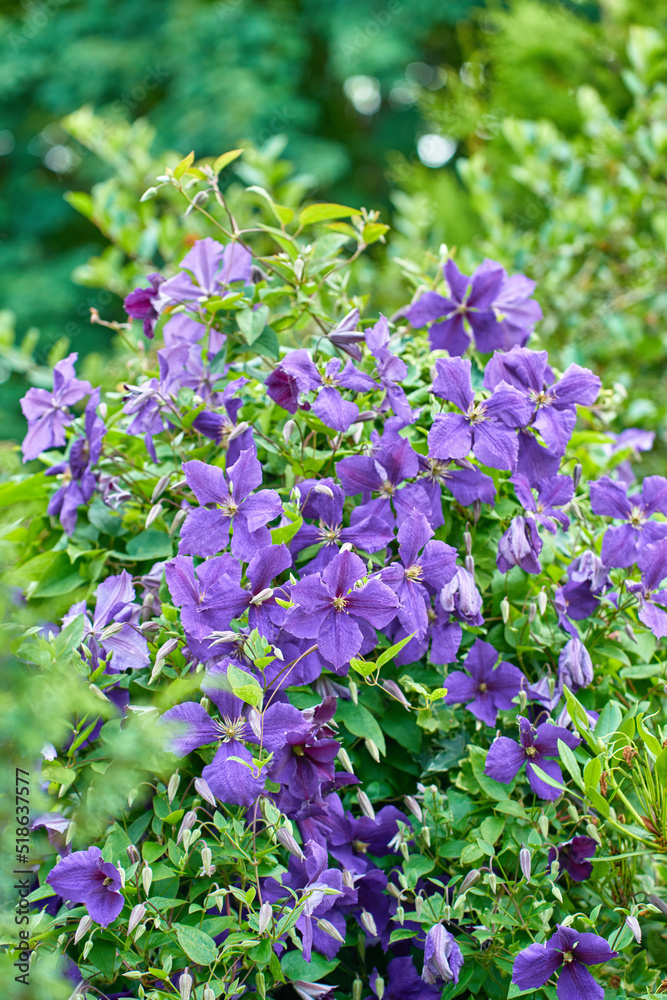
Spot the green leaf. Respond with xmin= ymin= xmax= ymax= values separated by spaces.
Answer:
xmin=0 ymin=473 xmax=48 ymax=507
xmin=376 ymin=633 xmax=415 ymax=669
xmin=637 ymin=714 xmax=663 ymax=758
xmin=468 ymin=746 xmax=510 ymax=801
xmin=53 ymin=613 xmax=85 ymax=657
xmin=557 ymin=739 xmax=585 ymax=790
xmin=299 ymin=203 xmax=360 ymax=226
xmin=237 ymin=304 xmax=270 ymax=345
xmin=529 ymin=762 xmax=565 ymax=794
xmin=595 ymin=702 xmax=623 ymax=741
xmin=335 ymin=699 xmax=386 ymax=755
xmin=173 ymin=151 xmax=195 ymax=180
xmin=281 ymin=951 xmax=339 ymax=982
xmin=271 ymin=515 xmax=303 ymax=545
xmin=126 ymin=530 xmax=173 ymax=560
xmin=655 ymin=747 xmax=667 ymax=789
xmin=174 ymin=924 xmax=218 ymax=966
xmin=587 ymin=787 xmax=610 ymax=818
xmin=349 ymin=657 xmax=376 ymax=678
xmin=480 ymin=816 xmax=505 ymax=845
xmin=227 ymin=663 xmax=263 ymax=709
xmin=362 ymin=222 xmax=389 ymax=244
xmin=583 ymin=756 xmax=602 ymax=793
xmin=213 ymin=148 xmax=244 ymax=173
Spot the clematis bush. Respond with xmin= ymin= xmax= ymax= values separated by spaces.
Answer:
xmin=5 ymin=148 xmax=667 ymax=1000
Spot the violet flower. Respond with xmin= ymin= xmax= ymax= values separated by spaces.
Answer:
xmin=328 ymin=307 xmax=364 ymax=360
xmin=589 ymin=474 xmax=667 ymax=568
xmin=337 ymin=436 xmax=430 ymax=528
xmin=485 ymin=716 xmax=580 ymax=800
xmin=63 ymin=571 xmax=149 ymax=673
xmin=418 ymin=456 xmax=496 ymax=528
xmin=512 ymin=473 xmax=573 ymax=532
xmin=179 ymin=449 xmax=282 ymax=561
xmin=444 ymin=639 xmax=524 ymax=726
xmin=123 ymin=272 xmax=165 ymax=339
xmin=627 ymin=538 xmax=667 ymax=638
xmin=422 ymin=924 xmax=464 ymax=985
xmin=406 ymin=258 xmax=506 ymax=356
xmin=548 ymin=836 xmax=597 ymax=882
xmin=291 ymin=479 xmax=394 ymax=575
xmin=439 ymin=566 xmax=484 ymax=627
xmin=266 ymin=350 xmax=375 ymax=432
xmin=483 ymin=347 xmax=601 ymax=456
xmin=47 ymin=847 xmax=123 ymax=927
xmin=20 ymin=353 xmax=92 ymax=461
xmin=158 ymin=237 xmax=251 ymax=307
xmin=429 ymin=357 xmax=530 ymax=471
xmin=324 ymin=792 xmax=412 ymax=874
xmin=365 ymin=315 xmax=413 ymax=422
xmin=497 ymin=516 xmax=543 ymax=574
xmin=512 ymin=924 xmax=617 ymax=1000
xmin=165 ymin=554 xmax=248 ymax=660
xmin=284 ymin=549 xmax=400 ymax=670
xmin=366 ymin=957 xmax=441 ymax=1000
xmin=46 ymin=389 xmax=105 ymax=535
xmin=558 ymin=637 xmax=593 ymax=692
xmin=380 ymin=512 xmax=457 ymax=640
xmin=266 ymin=349 xmax=321 ymax=414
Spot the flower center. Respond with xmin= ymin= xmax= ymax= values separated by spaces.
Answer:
xmin=217 ymin=716 xmax=246 ymax=742
xmin=405 ymin=564 xmax=423 ymax=581
xmin=530 ymin=389 xmax=553 ymax=408
xmin=221 ymin=495 xmax=239 ymax=517
xmin=318 ymin=523 xmax=342 ymax=544
xmin=466 ymin=401 xmax=487 ymax=424
xmin=353 ymin=839 xmax=370 ymax=853
xmin=102 ymin=876 xmax=115 ymax=887
xmin=333 ymin=596 xmax=348 ymax=611
xmin=293 ymin=744 xmax=305 ymax=756
xmin=478 ymin=682 xmax=487 ymax=693
xmin=562 ymin=951 xmax=574 ymax=964
xmin=427 ymin=459 xmax=449 ymax=481
xmin=629 ymin=505 xmax=644 ymax=526
xmin=525 ymin=746 xmax=538 ymax=757
xmin=379 ymin=480 xmax=395 ymax=496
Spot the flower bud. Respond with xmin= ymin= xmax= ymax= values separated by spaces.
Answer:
xmin=200 ymin=845 xmax=215 ymax=876
xmin=157 ymin=637 xmax=179 ymax=665
xmin=146 ymin=502 xmax=163 ymax=528
xmin=194 ymin=777 xmax=217 ymax=807
xmin=365 ymin=738 xmax=380 ymax=762
xmin=283 ymin=419 xmax=296 ymax=443
xmin=277 ymin=827 xmax=304 ymax=859
xmin=140 ymin=186 xmax=158 ymax=202
xmin=177 ymin=810 xmax=197 ymax=845
xmin=519 ymin=847 xmax=531 ymax=880
xmin=464 ymin=526 xmax=472 ymax=555
xmin=349 ymin=680 xmax=358 ymax=705
xmin=357 ymin=790 xmax=375 ymax=820
xmin=352 ymin=979 xmax=363 ymax=1000
xmin=626 ymin=915 xmax=641 ymax=943
xmin=82 ymin=939 xmax=94 ymax=960
xmin=317 ymin=918 xmax=345 ymax=943
xmin=74 ymin=915 xmax=93 ymax=943
xmin=179 ymin=969 xmax=193 ymax=1000
xmin=167 ymin=772 xmax=181 ymax=803
xmin=538 ymin=815 xmax=549 ymax=838
xmin=558 ymin=636 xmax=593 ymax=692
xmin=421 ymin=825 xmax=431 ymax=847
xmin=294 ymin=257 xmax=305 ymax=281
xmin=459 ymin=869 xmax=481 ymax=895
xmin=537 ymin=588 xmax=548 ymax=615
xmin=374 ymin=976 xmax=385 ymax=1000
xmin=414 ymin=896 xmax=423 ymax=918
xmin=360 ymin=910 xmax=378 ymax=937
xmin=126 ymin=844 xmax=140 ymax=865
xmin=142 ymin=865 xmax=153 ymax=895
xmin=382 ymin=678 xmax=411 ymax=709
xmin=567 ymin=803 xmax=579 ymax=823
xmin=528 ymin=602 xmax=537 ymax=623
xmin=128 ymin=904 xmax=146 ymax=934
xmin=337 ymin=747 xmax=354 ymax=773
xmin=169 ymin=507 xmax=188 ymax=536
xmin=193 ymin=190 xmax=209 ymax=207
xmin=464 ymin=554 xmax=474 ymax=575
xmin=404 ymin=795 xmax=423 ymax=822
xmin=488 ymin=871 xmax=497 ymax=893
xmin=204 ymin=989 xmax=216 ymax=1000
xmin=342 ymin=869 xmax=355 ymax=889
xmin=625 ymin=623 xmax=637 ymax=644
xmin=396 ymin=905 xmax=405 ymax=924
xmin=572 ymin=463 xmax=582 ymax=490
xmin=472 ymin=499 xmax=481 ymax=524
xmin=258 ymin=901 xmax=273 ymax=935
xmin=500 ymin=597 xmax=510 ymax=624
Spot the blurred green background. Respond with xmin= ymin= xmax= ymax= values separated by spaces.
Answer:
xmin=1 ymin=0 xmax=666 ymax=459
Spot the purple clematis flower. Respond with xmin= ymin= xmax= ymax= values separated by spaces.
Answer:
xmin=122 ymin=378 xmax=169 ymax=463
xmin=46 ymin=389 xmax=105 ymax=535
xmin=497 ymin=516 xmax=543 ymax=574
xmin=485 ymin=716 xmax=580 ymax=800
xmin=266 ymin=350 xmax=375 ymax=432
xmin=165 ymin=554 xmax=247 ymax=659
xmin=266 ymin=350 xmax=321 ymax=414
xmin=328 ymin=307 xmax=364 ymax=359
xmin=161 ymin=668 xmax=264 ymax=806
xmin=291 ymin=479 xmax=394 ymax=575
xmin=47 ymin=847 xmax=124 ymax=927
xmin=365 ymin=316 xmax=413 ymax=422
xmin=548 ymin=836 xmax=597 ymax=882
xmin=444 ymin=639 xmax=524 ymax=726
xmin=429 ymin=357 xmax=530 ymax=471
xmin=158 ymin=238 xmax=251 ymax=307
xmin=63 ymin=571 xmax=149 ymax=673
xmin=21 ymin=353 xmax=92 ymax=461
xmin=366 ymin=957 xmax=441 ymax=1000
xmin=418 ymin=456 xmax=496 ymax=527
xmin=323 ymin=792 xmax=412 ymax=874
xmin=512 ymin=474 xmax=573 ymax=532
xmin=422 ymin=924 xmax=464 ymax=985
xmin=627 ymin=538 xmax=667 ymax=638
xmin=123 ymin=272 xmax=165 ymax=339
xmin=191 ymin=377 xmax=254 ymax=467
xmin=337 ymin=436 xmax=430 ymax=528
xmin=380 ymin=513 xmax=457 ymax=639
xmin=512 ymin=924 xmax=617 ymax=1000
xmin=406 ymin=258 xmax=506 ymax=356
xmin=589 ymin=475 xmax=667 ymax=568
xmin=179 ymin=450 xmax=282 ymax=561
xmin=490 ymin=269 xmax=543 ymax=350
xmin=439 ymin=566 xmax=484 ymax=627
xmin=256 ymin=700 xmax=341 ymax=799
xmin=558 ymin=637 xmax=593 ymax=692
xmin=483 ymin=347 xmax=601 ymax=456
xmin=284 ymin=549 xmax=400 ymax=670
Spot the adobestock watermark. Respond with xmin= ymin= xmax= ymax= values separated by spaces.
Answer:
xmin=7 ymin=0 xmax=70 ymax=52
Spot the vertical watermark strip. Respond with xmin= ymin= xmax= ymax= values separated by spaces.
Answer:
xmin=14 ymin=767 xmax=32 ymax=985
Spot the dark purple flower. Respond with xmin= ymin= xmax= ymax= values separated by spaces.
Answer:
xmin=627 ymin=538 xmax=667 ymax=638
xmin=406 ymin=258 xmax=506 ymax=356
xmin=512 ymin=924 xmax=617 ymax=1000
xmin=258 ymin=702 xmax=340 ymax=799
xmin=63 ymin=571 xmax=149 ymax=672
xmin=380 ymin=513 xmax=457 ymax=639
xmin=429 ymin=357 xmax=530 ymax=471
xmin=485 ymin=716 xmax=580 ymax=800
xmin=483 ymin=347 xmax=601 ymax=456
xmin=444 ymin=639 xmax=524 ymax=726
xmin=46 ymin=389 xmax=105 ymax=535
xmin=266 ymin=350 xmax=321 ymax=414
xmin=159 ymin=238 xmax=251 ymax=306
xmin=328 ymin=307 xmax=364 ymax=359
xmin=439 ymin=566 xmax=484 ymax=627
xmin=590 ymin=475 xmax=667 ymax=568
xmin=548 ymin=836 xmax=597 ymax=882
xmin=291 ymin=479 xmax=394 ymax=575
xmin=123 ymin=272 xmax=165 ymax=339
xmin=284 ymin=549 xmax=400 ymax=670
xmin=311 ymin=358 xmax=377 ymax=433
xmin=161 ymin=671 xmax=264 ymax=806
xmin=365 ymin=316 xmax=413 ymax=422
xmin=558 ymin=637 xmax=593 ymax=692
xmin=419 ymin=457 xmax=496 ymax=528
xmin=323 ymin=792 xmax=412 ymax=874
xmin=422 ymin=924 xmax=464 ymax=985
xmin=490 ymin=269 xmax=543 ymax=350
xmin=179 ymin=450 xmax=282 ymax=561
xmin=165 ymin=554 xmax=246 ymax=659
xmin=497 ymin=516 xmax=543 ymax=574
xmin=46 ymin=846 xmax=123 ymax=927
xmin=191 ymin=377 xmax=253 ymax=467
xmin=512 ymin=474 xmax=573 ymax=532
xmin=337 ymin=436 xmax=430 ymax=528
xmin=366 ymin=957 xmax=441 ymax=1000
xmin=20 ymin=353 xmax=92 ymax=461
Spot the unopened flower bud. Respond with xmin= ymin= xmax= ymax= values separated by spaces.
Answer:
xmin=167 ymin=772 xmax=181 ymax=803
xmin=360 ymin=910 xmax=378 ymax=937
xmin=294 ymin=257 xmax=305 ymax=281
xmin=459 ymin=869 xmax=481 ymax=895
xmin=140 ymin=186 xmax=158 ymax=202
xmin=283 ymin=419 xmax=296 ymax=443
xmin=518 ymin=688 xmax=528 ymax=712
xmin=142 ymin=865 xmax=153 ymax=895
xmin=128 ymin=903 xmax=146 ymax=934
xmin=314 ymin=483 xmax=335 ymax=497
xmin=572 ymin=463 xmax=582 ymax=490
xmin=357 ymin=790 xmax=375 ymax=820
xmin=488 ymin=872 xmax=497 ymax=893
xmin=169 ymin=507 xmax=187 ymax=536
xmin=126 ymin=844 xmax=140 ymax=865
xmin=519 ymin=848 xmax=531 ymax=880
xmin=157 ymin=637 xmax=179 ymax=665
xmin=464 ymin=526 xmax=472 ymax=555
xmin=349 ymin=680 xmax=358 ymax=705
xmin=625 ymin=623 xmax=637 ymax=644
xmin=538 ymin=815 xmax=549 ymax=838
xmin=194 ymin=777 xmax=217 ymax=807
xmin=258 ymin=901 xmax=273 ymax=935
xmin=179 ymin=968 xmax=193 ymax=1000
xmin=75 ymin=914 xmax=93 ymax=943
xmin=528 ymin=602 xmax=537 ymax=623
xmin=404 ymin=795 xmax=423 ymax=822
xmin=365 ymin=738 xmax=380 ymax=762
xmin=500 ymin=597 xmax=510 ymax=624
xmin=352 ymin=979 xmax=363 ymax=1000
xmin=277 ymin=827 xmax=304 ymax=859
xmin=250 ymin=587 xmax=274 ymax=605
xmin=204 ymin=989 xmax=216 ymax=1000
xmin=537 ymin=588 xmax=548 ymax=615
xmin=396 ymin=904 xmax=405 ymax=924
xmin=337 ymin=747 xmax=354 ymax=773
xmin=374 ymin=976 xmax=385 ymax=1000
xmin=82 ymin=939 xmax=94 ymax=960
xmin=400 ymin=841 xmax=409 ymax=862
xmin=177 ymin=810 xmax=197 ymax=845
xmin=414 ymin=896 xmax=423 ymax=918
xmin=146 ymin=502 xmax=163 ymax=527
xmin=382 ymin=678 xmax=411 ymax=709
xmin=464 ymin=554 xmax=474 ymax=575
xmin=317 ymin=918 xmax=345 ymax=943
xmin=193 ymin=190 xmax=209 ymax=208
xmin=472 ymin=499 xmax=481 ymax=524
xmin=342 ymin=869 xmax=355 ymax=889
xmin=421 ymin=825 xmax=431 ymax=847
xmin=567 ymin=803 xmax=579 ymax=823
xmin=626 ymin=915 xmax=641 ymax=942
xmin=200 ymin=845 xmax=215 ymax=876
